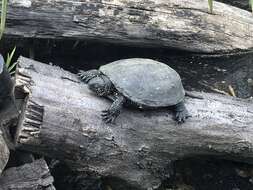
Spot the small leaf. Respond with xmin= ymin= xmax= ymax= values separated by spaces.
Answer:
xmin=9 ymin=70 xmax=15 ymax=75
xmin=8 ymin=61 xmax=17 ymax=73
xmin=5 ymin=47 xmax=17 ymax=75
xmin=9 ymin=46 xmax=16 ymax=60
xmin=208 ymin=0 xmax=213 ymax=14
xmin=0 ymin=0 xmax=8 ymax=40
xmin=250 ymin=0 xmax=253 ymax=13
xmin=5 ymin=53 xmax=10 ymax=68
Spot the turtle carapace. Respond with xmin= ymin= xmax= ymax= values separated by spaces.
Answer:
xmin=78 ymin=58 xmax=189 ymax=123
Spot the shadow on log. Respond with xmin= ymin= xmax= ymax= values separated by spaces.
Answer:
xmin=0 ymin=55 xmax=15 ymax=175
xmin=14 ymin=56 xmax=253 ymax=189
xmin=218 ymin=0 xmax=251 ymax=11
xmin=0 ymin=159 xmax=55 ymax=190
xmin=6 ymin=0 xmax=253 ymax=53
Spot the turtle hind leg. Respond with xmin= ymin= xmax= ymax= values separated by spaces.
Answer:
xmin=101 ymin=94 xmax=126 ymax=123
xmin=78 ymin=69 xmax=101 ymax=83
xmin=174 ymin=101 xmax=190 ymax=123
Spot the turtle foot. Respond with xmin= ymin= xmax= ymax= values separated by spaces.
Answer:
xmin=101 ymin=109 xmax=119 ymax=124
xmin=78 ymin=69 xmax=100 ymax=83
xmin=175 ymin=110 xmax=191 ymax=123
xmin=77 ymin=70 xmax=93 ymax=83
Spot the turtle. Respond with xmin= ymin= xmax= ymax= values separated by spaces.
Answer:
xmin=78 ymin=58 xmax=191 ymax=123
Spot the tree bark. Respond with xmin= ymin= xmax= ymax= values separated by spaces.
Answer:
xmin=0 ymin=159 xmax=55 ymax=190
xmin=13 ymin=56 xmax=253 ymax=190
xmin=0 ymin=132 xmax=9 ymax=175
xmin=6 ymin=0 xmax=253 ymax=53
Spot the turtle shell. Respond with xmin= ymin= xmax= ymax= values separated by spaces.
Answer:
xmin=99 ymin=58 xmax=185 ymax=107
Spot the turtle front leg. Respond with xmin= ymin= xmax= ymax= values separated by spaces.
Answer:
xmin=174 ymin=101 xmax=190 ymax=123
xmin=101 ymin=94 xmax=126 ymax=123
xmin=78 ymin=69 xmax=101 ymax=83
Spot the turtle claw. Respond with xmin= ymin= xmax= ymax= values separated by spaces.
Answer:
xmin=84 ymin=76 xmax=93 ymax=83
xmin=78 ymin=70 xmax=101 ymax=83
xmin=175 ymin=110 xmax=191 ymax=124
xmin=78 ymin=70 xmax=92 ymax=83
xmin=77 ymin=70 xmax=86 ymax=78
xmin=101 ymin=110 xmax=118 ymax=124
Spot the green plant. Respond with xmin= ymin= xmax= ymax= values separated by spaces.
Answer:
xmin=0 ymin=0 xmax=16 ymax=75
xmin=0 ymin=0 xmax=7 ymax=40
xmin=5 ymin=47 xmax=16 ymax=75
xmin=250 ymin=0 xmax=253 ymax=13
xmin=208 ymin=0 xmax=213 ymax=14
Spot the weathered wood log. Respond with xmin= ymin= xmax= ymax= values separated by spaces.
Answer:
xmin=6 ymin=0 xmax=253 ymax=53
xmin=0 ymin=159 xmax=55 ymax=190
xmin=0 ymin=131 xmax=9 ymax=175
xmin=13 ymin=56 xmax=253 ymax=189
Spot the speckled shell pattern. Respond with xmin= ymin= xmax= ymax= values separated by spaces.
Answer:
xmin=100 ymin=58 xmax=185 ymax=107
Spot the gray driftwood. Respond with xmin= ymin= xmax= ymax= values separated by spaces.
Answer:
xmin=13 ymin=56 xmax=253 ymax=190
xmin=0 ymin=132 xmax=9 ymax=175
xmin=7 ymin=0 xmax=253 ymax=53
xmin=0 ymin=159 xmax=55 ymax=190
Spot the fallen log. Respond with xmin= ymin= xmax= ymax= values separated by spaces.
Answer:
xmin=13 ymin=56 xmax=253 ymax=189
xmin=6 ymin=0 xmax=253 ymax=53
xmin=0 ymin=159 xmax=55 ymax=190
xmin=0 ymin=131 xmax=9 ymax=175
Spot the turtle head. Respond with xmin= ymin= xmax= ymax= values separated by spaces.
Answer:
xmin=88 ymin=75 xmax=112 ymax=96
